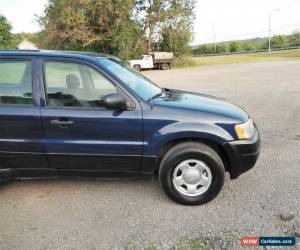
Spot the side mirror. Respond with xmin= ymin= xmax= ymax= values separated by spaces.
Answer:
xmin=102 ymin=93 xmax=126 ymax=110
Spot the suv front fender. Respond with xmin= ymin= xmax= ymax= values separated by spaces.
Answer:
xmin=143 ymin=122 xmax=234 ymax=156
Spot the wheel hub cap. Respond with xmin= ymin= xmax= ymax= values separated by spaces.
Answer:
xmin=172 ymin=159 xmax=212 ymax=197
xmin=182 ymin=168 xmax=201 ymax=184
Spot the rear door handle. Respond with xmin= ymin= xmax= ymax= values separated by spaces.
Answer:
xmin=50 ymin=119 xmax=74 ymax=126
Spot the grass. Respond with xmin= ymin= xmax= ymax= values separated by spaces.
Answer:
xmin=122 ymin=227 xmax=244 ymax=250
xmin=173 ymin=48 xmax=300 ymax=68
xmin=123 ymin=229 xmax=240 ymax=250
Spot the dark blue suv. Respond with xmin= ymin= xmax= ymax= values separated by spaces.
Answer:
xmin=0 ymin=50 xmax=260 ymax=205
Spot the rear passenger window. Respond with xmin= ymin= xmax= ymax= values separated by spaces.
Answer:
xmin=0 ymin=60 xmax=33 ymax=106
xmin=44 ymin=61 xmax=117 ymax=108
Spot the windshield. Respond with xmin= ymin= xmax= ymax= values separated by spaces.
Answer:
xmin=98 ymin=58 xmax=161 ymax=101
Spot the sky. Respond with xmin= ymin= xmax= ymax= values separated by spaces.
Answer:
xmin=1 ymin=0 xmax=300 ymax=45
xmin=194 ymin=0 xmax=300 ymax=44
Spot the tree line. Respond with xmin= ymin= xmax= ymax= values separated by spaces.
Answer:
xmin=1 ymin=0 xmax=196 ymax=60
xmin=193 ymin=32 xmax=300 ymax=55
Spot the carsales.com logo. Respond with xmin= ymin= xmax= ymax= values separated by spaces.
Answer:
xmin=240 ymin=236 xmax=296 ymax=247
xmin=240 ymin=236 xmax=259 ymax=247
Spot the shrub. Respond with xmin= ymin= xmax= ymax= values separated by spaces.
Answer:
xmin=171 ymin=56 xmax=197 ymax=68
xmin=229 ymin=41 xmax=241 ymax=52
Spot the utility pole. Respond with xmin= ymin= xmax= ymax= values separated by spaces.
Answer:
xmin=213 ymin=21 xmax=216 ymax=54
xmin=269 ymin=8 xmax=280 ymax=53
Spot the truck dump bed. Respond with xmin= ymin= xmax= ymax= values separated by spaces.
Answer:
xmin=151 ymin=52 xmax=174 ymax=60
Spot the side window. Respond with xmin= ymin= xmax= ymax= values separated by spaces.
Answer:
xmin=0 ymin=60 xmax=33 ymax=106
xmin=88 ymin=67 xmax=116 ymax=95
xmin=44 ymin=61 xmax=117 ymax=108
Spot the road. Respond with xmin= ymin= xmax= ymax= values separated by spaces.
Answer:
xmin=1 ymin=60 xmax=300 ymax=249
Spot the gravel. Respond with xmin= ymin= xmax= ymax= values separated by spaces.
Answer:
xmin=0 ymin=60 xmax=299 ymax=249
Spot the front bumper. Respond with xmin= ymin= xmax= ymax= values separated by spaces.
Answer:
xmin=224 ymin=128 xmax=261 ymax=179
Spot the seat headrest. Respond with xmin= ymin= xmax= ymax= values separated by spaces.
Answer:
xmin=66 ymin=74 xmax=80 ymax=89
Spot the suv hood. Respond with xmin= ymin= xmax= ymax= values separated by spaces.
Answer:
xmin=152 ymin=89 xmax=248 ymax=122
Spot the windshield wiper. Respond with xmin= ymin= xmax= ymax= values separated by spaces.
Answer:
xmin=147 ymin=92 xmax=163 ymax=102
xmin=147 ymin=88 xmax=169 ymax=102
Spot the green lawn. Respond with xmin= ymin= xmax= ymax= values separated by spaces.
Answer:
xmin=192 ymin=48 xmax=300 ymax=67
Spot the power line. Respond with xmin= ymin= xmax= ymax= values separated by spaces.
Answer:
xmin=222 ymin=21 xmax=300 ymax=40
xmin=194 ymin=21 xmax=300 ymax=44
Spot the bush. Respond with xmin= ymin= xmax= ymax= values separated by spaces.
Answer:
xmin=216 ymin=43 xmax=227 ymax=53
xmin=271 ymin=35 xmax=288 ymax=48
xmin=193 ymin=44 xmax=215 ymax=55
xmin=229 ymin=41 xmax=241 ymax=52
xmin=289 ymin=32 xmax=300 ymax=46
xmin=241 ymin=41 xmax=255 ymax=51
xmin=171 ymin=56 xmax=197 ymax=68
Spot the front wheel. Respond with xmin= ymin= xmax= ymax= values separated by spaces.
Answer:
xmin=159 ymin=142 xmax=225 ymax=205
xmin=133 ymin=65 xmax=141 ymax=71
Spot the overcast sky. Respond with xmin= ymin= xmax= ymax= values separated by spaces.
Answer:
xmin=1 ymin=0 xmax=300 ymax=45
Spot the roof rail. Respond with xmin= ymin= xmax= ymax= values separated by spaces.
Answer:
xmin=0 ymin=49 xmax=40 ymax=52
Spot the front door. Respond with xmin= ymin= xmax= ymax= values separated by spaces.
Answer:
xmin=41 ymin=59 xmax=143 ymax=171
xmin=143 ymin=55 xmax=154 ymax=69
xmin=0 ymin=58 xmax=48 ymax=169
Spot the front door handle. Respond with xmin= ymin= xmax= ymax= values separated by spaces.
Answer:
xmin=50 ymin=118 xmax=74 ymax=126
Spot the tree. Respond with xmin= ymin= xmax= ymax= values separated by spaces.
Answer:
xmin=229 ymin=41 xmax=241 ymax=53
xmin=38 ymin=0 xmax=145 ymax=59
xmin=159 ymin=26 xmax=191 ymax=56
xmin=38 ymin=0 xmax=196 ymax=59
xmin=216 ymin=43 xmax=227 ymax=53
xmin=193 ymin=44 xmax=215 ymax=55
xmin=289 ymin=31 xmax=300 ymax=46
xmin=158 ymin=0 xmax=196 ymax=56
xmin=271 ymin=35 xmax=288 ymax=48
xmin=134 ymin=0 xmax=196 ymax=53
xmin=241 ymin=41 xmax=255 ymax=51
xmin=134 ymin=0 xmax=172 ymax=52
xmin=0 ymin=15 xmax=13 ymax=48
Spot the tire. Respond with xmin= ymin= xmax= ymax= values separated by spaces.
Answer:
xmin=133 ymin=65 xmax=141 ymax=71
xmin=161 ymin=63 xmax=170 ymax=70
xmin=159 ymin=142 xmax=225 ymax=205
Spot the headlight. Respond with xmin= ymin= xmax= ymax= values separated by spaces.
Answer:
xmin=235 ymin=119 xmax=255 ymax=140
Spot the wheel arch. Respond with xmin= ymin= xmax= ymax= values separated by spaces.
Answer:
xmin=133 ymin=64 xmax=141 ymax=67
xmin=153 ymin=137 xmax=230 ymax=174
